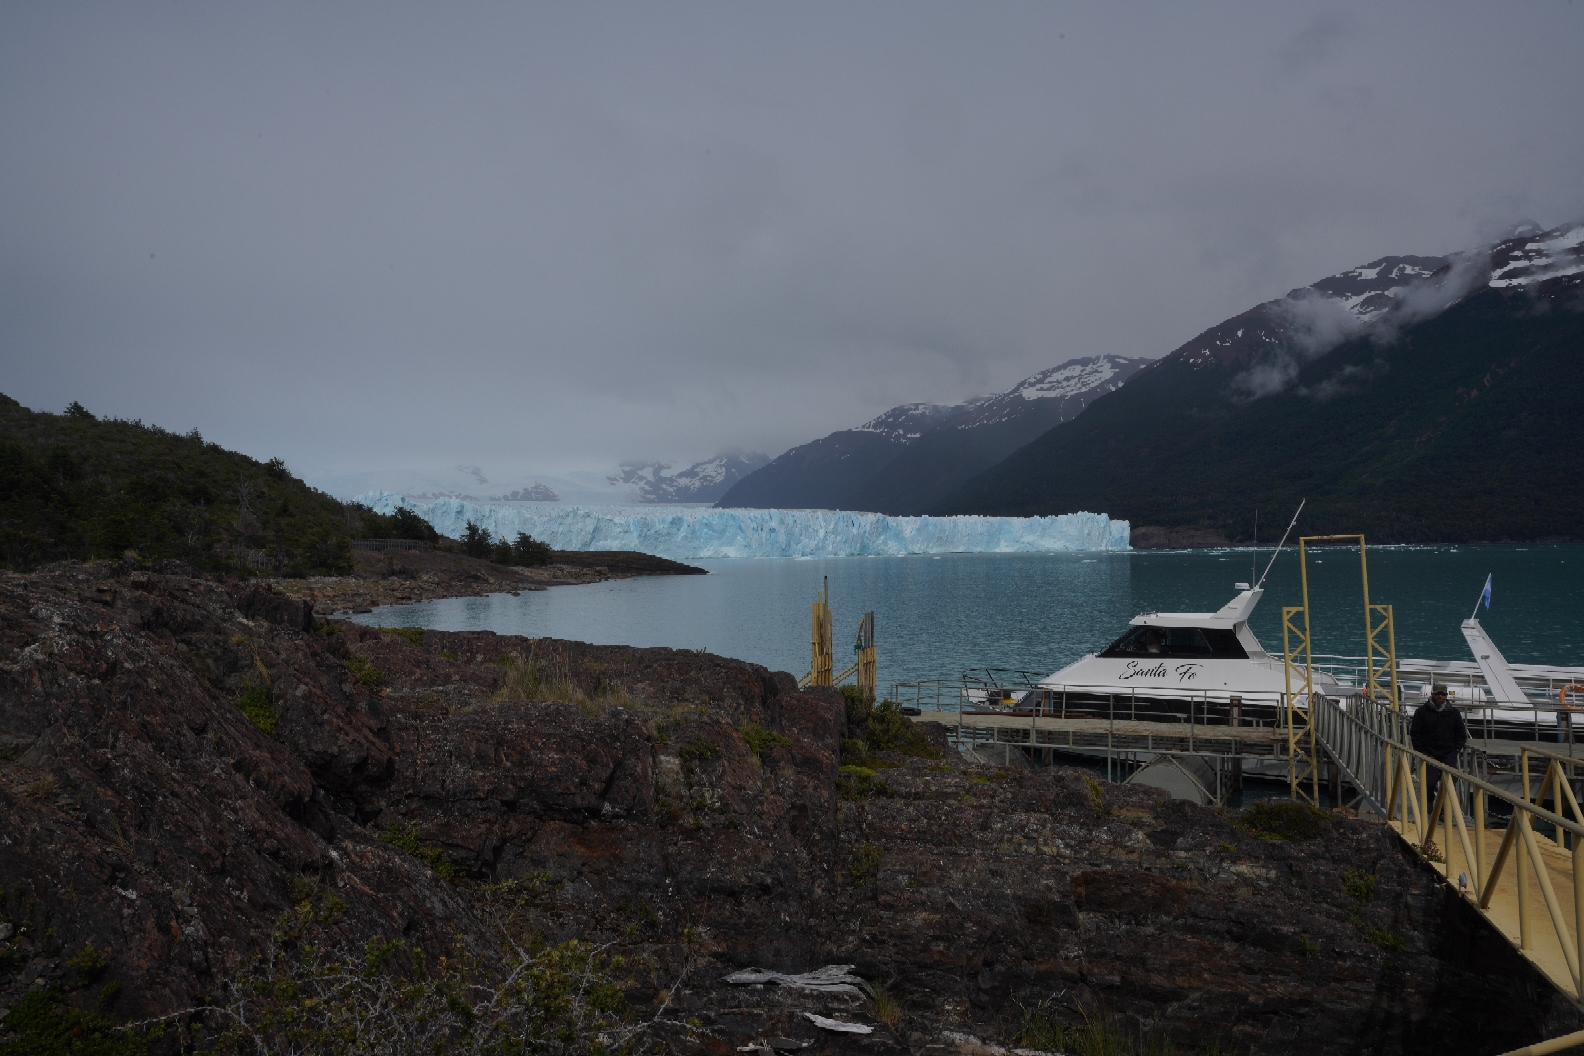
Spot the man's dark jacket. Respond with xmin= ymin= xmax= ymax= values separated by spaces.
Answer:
xmin=1411 ymin=702 xmax=1468 ymax=756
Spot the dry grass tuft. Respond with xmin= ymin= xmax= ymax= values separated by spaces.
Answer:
xmin=492 ymin=650 xmax=637 ymax=714
xmin=871 ymin=981 xmax=902 ymax=1029
xmin=21 ymin=774 xmax=58 ymax=799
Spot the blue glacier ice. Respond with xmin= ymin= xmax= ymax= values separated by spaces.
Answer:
xmin=355 ymin=492 xmax=1130 ymax=560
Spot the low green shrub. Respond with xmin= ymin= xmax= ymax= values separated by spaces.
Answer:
xmin=865 ymin=699 xmax=943 ymax=759
xmin=380 ymin=824 xmax=457 ymax=881
xmin=67 ymin=942 xmax=109 ymax=985
xmin=208 ymin=898 xmax=641 ymax=1055
xmin=1 ymin=987 xmax=154 ymax=1056
xmin=1343 ymin=869 xmax=1376 ymax=905
xmin=737 ymin=722 xmax=791 ymax=761
xmin=1084 ymin=776 xmax=1108 ymax=817
xmin=837 ymin=765 xmax=892 ymax=800
xmin=235 ymin=683 xmax=276 ymax=736
xmin=380 ymin=626 xmax=424 ymax=646
xmin=1240 ymin=801 xmax=1328 ymax=841
xmin=1363 ymin=923 xmax=1409 ymax=953
xmin=849 ymin=842 xmax=881 ymax=886
xmin=346 ymin=655 xmax=384 ymax=689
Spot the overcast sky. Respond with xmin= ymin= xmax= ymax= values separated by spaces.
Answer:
xmin=3 ymin=3 xmax=1582 ymax=499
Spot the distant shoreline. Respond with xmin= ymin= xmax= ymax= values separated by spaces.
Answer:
xmin=270 ymin=547 xmax=704 ymax=616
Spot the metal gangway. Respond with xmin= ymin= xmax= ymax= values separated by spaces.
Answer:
xmin=1314 ymin=693 xmax=1584 ymax=1012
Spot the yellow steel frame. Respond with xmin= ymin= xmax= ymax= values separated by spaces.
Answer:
xmin=799 ymin=577 xmax=834 ymax=689
xmin=1282 ymin=604 xmax=1318 ymax=804
xmin=855 ymin=611 xmax=877 ymax=704
xmin=1285 ymin=534 xmax=1398 ymax=807
xmin=1383 ymin=742 xmax=1584 ymax=1005
xmin=824 ymin=613 xmax=878 ymax=699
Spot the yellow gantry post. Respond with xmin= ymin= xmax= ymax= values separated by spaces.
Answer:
xmin=856 ymin=611 xmax=877 ymax=704
xmin=1287 ymin=533 xmax=1395 ymax=808
xmin=1282 ymin=602 xmax=1318 ymax=805
xmin=807 ymin=576 xmax=833 ymax=688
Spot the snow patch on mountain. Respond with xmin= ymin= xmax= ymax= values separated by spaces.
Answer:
xmin=357 ymin=492 xmax=1131 ymax=558
xmin=608 ymin=453 xmax=770 ymax=504
xmin=852 ymin=401 xmax=981 ymax=441
xmin=1490 ymin=222 xmax=1584 ymax=288
xmin=1305 ymin=256 xmax=1449 ymax=320
xmin=948 ymin=355 xmax=1151 ymax=431
xmin=1012 ymin=358 xmax=1120 ymax=401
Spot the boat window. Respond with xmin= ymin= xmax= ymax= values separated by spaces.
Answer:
xmin=1100 ymin=626 xmax=1248 ymax=659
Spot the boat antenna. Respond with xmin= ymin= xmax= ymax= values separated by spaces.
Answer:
xmin=1251 ymin=508 xmax=1257 ymax=587
xmin=1254 ymin=499 xmax=1304 ymax=590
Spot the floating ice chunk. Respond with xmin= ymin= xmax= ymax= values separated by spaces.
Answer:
xmin=355 ymin=493 xmax=1131 ymax=559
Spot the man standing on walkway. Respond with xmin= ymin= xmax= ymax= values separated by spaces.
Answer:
xmin=1411 ymin=683 xmax=1467 ymax=805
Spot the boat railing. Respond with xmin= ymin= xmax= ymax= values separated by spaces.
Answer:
xmin=885 ymin=679 xmax=1288 ymax=727
xmin=886 ymin=673 xmax=1584 ymax=755
xmin=1308 ymin=652 xmax=1584 ymax=704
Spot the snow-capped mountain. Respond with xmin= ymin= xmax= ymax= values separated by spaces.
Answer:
xmin=608 ymin=453 xmax=771 ymax=504
xmin=943 ymin=356 xmax=1144 ymax=430
xmin=1170 ymin=222 xmax=1584 ymax=388
xmin=939 ymin=220 xmax=1584 ymax=543
xmin=851 ymin=400 xmax=985 ymax=442
xmin=716 ymin=354 xmax=1150 ymax=513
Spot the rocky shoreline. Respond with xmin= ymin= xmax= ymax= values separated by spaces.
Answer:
xmin=1 ymin=561 xmax=1578 ymax=1054
xmin=268 ymin=545 xmax=706 ymax=615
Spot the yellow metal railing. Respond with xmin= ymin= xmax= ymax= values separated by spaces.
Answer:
xmin=1366 ymin=724 xmax=1584 ymax=1002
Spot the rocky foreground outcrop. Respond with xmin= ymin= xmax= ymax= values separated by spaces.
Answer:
xmin=0 ymin=562 xmax=1577 ymax=1054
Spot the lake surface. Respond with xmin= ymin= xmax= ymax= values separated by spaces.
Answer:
xmin=352 ymin=545 xmax=1584 ymax=691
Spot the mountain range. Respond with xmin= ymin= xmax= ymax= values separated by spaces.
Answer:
xmin=937 ymin=222 xmax=1584 ymax=542
xmin=608 ymin=452 xmax=771 ymax=504
xmin=716 ymin=355 xmax=1150 ymax=513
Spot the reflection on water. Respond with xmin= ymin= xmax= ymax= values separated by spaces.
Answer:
xmin=353 ymin=545 xmax=1584 ymax=689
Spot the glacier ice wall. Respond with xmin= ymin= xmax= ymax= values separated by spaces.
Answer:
xmin=356 ymin=492 xmax=1130 ymax=560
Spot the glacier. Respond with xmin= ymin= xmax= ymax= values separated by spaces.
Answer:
xmin=355 ymin=492 xmax=1130 ymax=560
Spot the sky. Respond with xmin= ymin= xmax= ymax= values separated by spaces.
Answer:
xmin=3 ymin=3 xmax=1582 ymax=501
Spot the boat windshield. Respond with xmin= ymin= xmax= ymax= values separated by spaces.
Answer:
xmin=1099 ymin=626 xmax=1248 ymax=660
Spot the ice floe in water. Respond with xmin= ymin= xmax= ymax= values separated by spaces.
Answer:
xmin=355 ymin=492 xmax=1130 ymax=559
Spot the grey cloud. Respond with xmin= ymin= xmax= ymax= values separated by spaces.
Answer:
xmin=1231 ymin=247 xmax=1495 ymax=400
xmin=1277 ymin=11 xmax=1361 ymax=77
xmin=1 ymin=3 xmax=1582 ymax=497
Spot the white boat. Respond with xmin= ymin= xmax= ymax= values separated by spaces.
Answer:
xmin=1016 ymin=582 xmax=1337 ymax=729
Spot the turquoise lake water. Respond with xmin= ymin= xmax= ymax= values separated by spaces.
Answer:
xmin=353 ymin=545 xmax=1584 ymax=691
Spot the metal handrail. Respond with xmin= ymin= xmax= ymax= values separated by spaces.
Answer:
xmin=1311 ymin=691 xmax=1584 ymax=1003
xmin=1314 ymin=694 xmax=1584 ymax=836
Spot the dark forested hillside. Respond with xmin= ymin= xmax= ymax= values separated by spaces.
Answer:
xmin=0 ymin=395 xmax=383 ymax=573
xmin=937 ymin=274 xmax=1584 ymax=543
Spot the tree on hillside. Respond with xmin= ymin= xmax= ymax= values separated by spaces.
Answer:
xmin=511 ymin=532 xmax=551 ymax=567
xmin=461 ymin=521 xmax=492 ymax=558
xmin=390 ymin=507 xmax=440 ymax=542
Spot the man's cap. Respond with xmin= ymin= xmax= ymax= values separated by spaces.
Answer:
xmin=1432 ymin=684 xmax=1448 ymax=695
